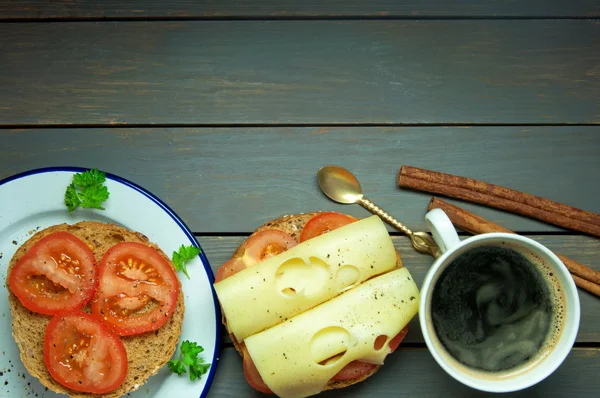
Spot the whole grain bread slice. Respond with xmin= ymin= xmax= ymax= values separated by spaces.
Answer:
xmin=7 ymin=221 xmax=184 ymax=398
xmin=221 ymin=212 xmax=403 ymax=392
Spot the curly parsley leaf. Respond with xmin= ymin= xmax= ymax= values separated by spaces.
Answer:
xmin=190 ymin=362 xmax=211 ymax=381
xmin=167 ymin=359 xmax=186 ymax=375
xmin=73 ymin=168 xmax=106 ymax=188
xmin=172 ymin=244 xmax=201 ymax=279
xmin=78 ymin=184 xmax=109 ymax=210
xmin=64 ymin=169 xmax=110 ymax=213
xmin=168 ymin=340 xmax=211 ymax=381
xmin=181 ymin=340 xmax=203 ymax=364
xmin=64 ymin=183 xmax=82 ymax=212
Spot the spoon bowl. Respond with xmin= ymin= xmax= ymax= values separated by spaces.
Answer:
xmin=317 ymin=165 xmax=364 ymax=204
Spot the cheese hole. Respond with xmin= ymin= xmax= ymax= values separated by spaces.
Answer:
xmin=275 ymin=257 xmax=330 ymax=297
xmin=310 ymin=326 xmax=350 ymax=367
xmin=335 ymin=265 xmax=360 ymax=292
xmin=374 ymin=334 xmax=389 ymax=350
xmin=319 ymin=352 xmax=346 ymax=366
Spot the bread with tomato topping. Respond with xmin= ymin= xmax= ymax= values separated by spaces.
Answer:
xmin=6 ymin=221 xmax=185 ymax=398
xmin=214 ymin=211 xmax=409 ymax=395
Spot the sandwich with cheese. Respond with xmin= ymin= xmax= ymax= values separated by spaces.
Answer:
xmin=213 ymin=211 xmax=420 ymax=397
xmin=6 ymin=221 xmax=184 ymax=397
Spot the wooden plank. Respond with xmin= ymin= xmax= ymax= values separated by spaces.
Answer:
xmin=199 ymin=235 xmax=600 ymax=344
xmin=1 ymin=21 xmax=599 ymax=125
xmin=208 ymin=347 xmax=600 ymax=397
xmin=1 ymin=1 xmax=598 ymax=19
xmin=1 ymin=127 xmax=599 ymax=233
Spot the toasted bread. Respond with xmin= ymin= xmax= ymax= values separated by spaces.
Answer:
xmin=6 ymin=221 xmax=185 ymax=398
xmin=220 ymin=212 xmax=403 ymax=393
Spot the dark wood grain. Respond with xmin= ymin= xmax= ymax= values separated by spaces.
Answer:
xmin=208 ymin=347 xmax=600 ymax=397
xmin=198 ymin=235 xmax=600 ymax=344
xmin=1 ymin=21 xmax=599 ymax=125
xmin=2 ymin=127 xmax=599 ymax=233
xmin=1 ymin=1 xmax=599 ymax=19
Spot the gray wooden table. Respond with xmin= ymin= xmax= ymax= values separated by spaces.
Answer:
xmin=1 ymin=1 xmax=599 ymax=397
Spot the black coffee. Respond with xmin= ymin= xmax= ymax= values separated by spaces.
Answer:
xmin=431 ymin=245 xmax=563 ymax=373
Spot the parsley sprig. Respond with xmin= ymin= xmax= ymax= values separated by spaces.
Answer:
xmin=168 ymin=340 xmax=211 ymax=381
xmin=64 ymin=168 xmax=110 ymax=212
xmin=172 ymin=244 xmax=201 ymax=279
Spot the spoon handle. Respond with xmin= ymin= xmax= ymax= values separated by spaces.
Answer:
xmin=358 ymin=197 xmax=414 ymax=237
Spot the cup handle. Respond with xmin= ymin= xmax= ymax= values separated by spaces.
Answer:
xmin=425 ymin=209 xmax=461 ymax=254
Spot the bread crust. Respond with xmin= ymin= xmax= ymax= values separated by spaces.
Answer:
xmin=6 ymin=221 xmax=185 ymax=398
xmin=219 ymin=212 xmax=403 ymax=393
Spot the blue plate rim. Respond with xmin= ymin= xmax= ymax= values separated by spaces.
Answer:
xmin=0 ymin=166 xmax=221 ymax=398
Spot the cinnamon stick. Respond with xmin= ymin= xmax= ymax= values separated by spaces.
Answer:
xmin=554 ymin=253 xmax=600 ymax=286
xmin=428 ymin=197 xmax=600 ymax=297
xmin=402 ymin=166 xmax=600 ymax=225
xmin=398 ymin=166 xmax=600 ymax=238
xmin=572 ymin=275 xmax=600 ymax=297
xmin=427 ymin=197 xmax=513 ymax=235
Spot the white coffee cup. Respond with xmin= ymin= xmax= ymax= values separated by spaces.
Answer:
xmin=419 ymin=208 xmax=580 ymax=393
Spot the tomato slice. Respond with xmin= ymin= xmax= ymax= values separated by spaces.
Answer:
xmin=299 ymin=212 xmax=358 ymax=242
xmin=215 ymin=257 xmax=246 ymax=283
xmin=388 ymin=326 xmax=409 ymax=352
xmin=44 ymin=310 xmax=127 ymax=394
xmin=331 ymin=326 xmax=408 ymax=382
xmin=8 ymin=232 xmax=98 ymax=315
xmin=241 ymin=229 xmax=297 ymax=266
xmin=331 ymin=361 xmax=375 ymax=381
xmin=215 ymin=230 xmax=296 ymax=283
xmin=241 ymin=344 xmax=274 ymax=394
xmin=91 ymin=242 xmax=179 ymax=336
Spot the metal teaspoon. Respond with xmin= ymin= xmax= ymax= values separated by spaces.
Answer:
xmin=317 ymin=165 xmax=441 ymax=257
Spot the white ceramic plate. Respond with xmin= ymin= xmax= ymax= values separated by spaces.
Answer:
xmin=0 ymin=167 xmax=221 ymax=398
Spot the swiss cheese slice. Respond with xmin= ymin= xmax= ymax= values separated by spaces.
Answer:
xmin=213 ymin=215 xmax=397 ymax=341
xmin=244 ymin=267 xmax=420 ymax=398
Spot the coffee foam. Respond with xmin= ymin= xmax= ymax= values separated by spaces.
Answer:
xmin=426 ymin=240 xmax=567 ymax=381
xmin=519 ymin=245 xmax=566 ymax=356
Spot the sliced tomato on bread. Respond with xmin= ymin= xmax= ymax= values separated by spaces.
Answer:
xmin=243 ymin=229 xmax=297 ymax=264
xmin=215 ymin=229 xmax=296 ymax=283
xmin=44 ymin=310 xmax=127 ymax=394
xmin=91 ymin=242 xmax=179 ymax=336
xmin=299 ymin=212 xmax=358 ymax=242
xmin=8 ymin=231 xmax=98 ymax=315
xmin=241 ymin=343 xmax=274 ymax=394
xmin=388 ymin=326 xmax=409 ymax=351
xmin=215 ymin=257 xmax=246 ymax=282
